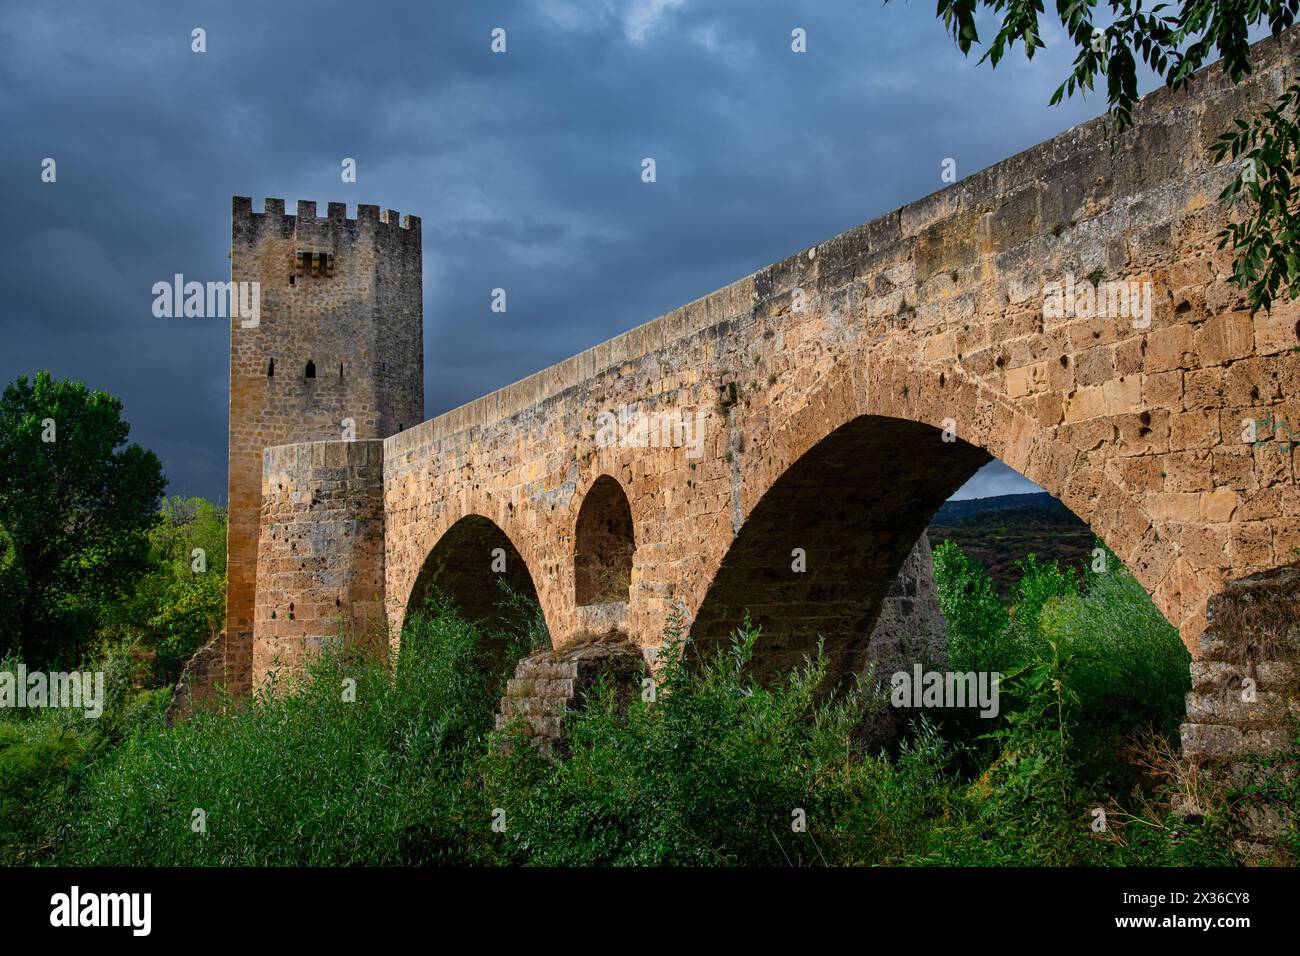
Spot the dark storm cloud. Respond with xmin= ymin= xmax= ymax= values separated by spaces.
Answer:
xmin=1 ymin=0 xmax=1149 ymax=502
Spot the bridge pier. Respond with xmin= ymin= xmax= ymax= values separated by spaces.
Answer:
xmin=495 ymin=630 xmax=645 ymax=758
xmin=1181 ymin=565 xmax=1300 ymax=857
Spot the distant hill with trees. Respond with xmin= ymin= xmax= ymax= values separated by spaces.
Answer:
xmin=929 ymin=492 xmax=1095 ymax=592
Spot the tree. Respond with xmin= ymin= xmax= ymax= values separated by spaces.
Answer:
xmin=931 ymin=539 xmax=1016 ymax=671
xmin=0 ymin=371 xmax=166 ymax=668
xmin=909 ymin=0 xmax=1298 ymax=312
xmin=99 ymin=496 xmax=227 ymax=685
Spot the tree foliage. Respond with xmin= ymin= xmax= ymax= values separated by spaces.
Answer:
xmin=98 ymin=496 xmax=227 ymax=685
xmin=1214 ymin=80 xmax=1300 ymax=311
xmin=0 ymin=371 xmax=166 ymax=668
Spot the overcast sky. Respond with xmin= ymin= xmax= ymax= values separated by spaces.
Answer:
xmin=1 ymin=0 xmax=1173 ymax=504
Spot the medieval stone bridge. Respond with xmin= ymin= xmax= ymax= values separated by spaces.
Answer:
xmin=176 ymin=31 xmax=1299 ymax=764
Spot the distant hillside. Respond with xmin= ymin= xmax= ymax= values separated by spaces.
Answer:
xmin=928 ymin=492 xmax=1096 ymax=592
xmin=932 ymin=492 xmax=1071 ymax=523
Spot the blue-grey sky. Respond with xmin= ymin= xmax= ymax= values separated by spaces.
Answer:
xmin=1 ymin=1 xmax=1170 ymax=503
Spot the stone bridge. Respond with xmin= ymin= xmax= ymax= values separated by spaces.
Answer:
xmin=177 ymin=30 xmax=1299 ymax=767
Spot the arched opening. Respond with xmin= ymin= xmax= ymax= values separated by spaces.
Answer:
xmin=406 ymin=514 xmax=541 ymax=664
xmin=691 ymin=412 xmax=1191 ymax=784
xmin=305 ymin=360 xmax=316 ymax=379
xmin=692 ymin=415 xmax=989 ymax=689
xmin=574 ymin=476 xmax=635 ymax=609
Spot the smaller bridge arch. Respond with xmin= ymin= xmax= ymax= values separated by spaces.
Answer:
xmin=573 ymin=475 xmax=637 ymax=635
xmin=403 ymin=513 xmax=542 ymax=664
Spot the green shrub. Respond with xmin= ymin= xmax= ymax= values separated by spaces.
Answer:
xmin=0 ymin=644 xmax=164 ymax=863
xmin=0 ymin=720 xmax=86 ymax=857
xmin=1008 ymin=552 xmax=1081 ymax=643
xmin=481 ymin=620 xmax=966 ymax=866
xmin=932 ymin=539 xmax=1018 ymax=673
xmin=1040 ymin=564 xmax=1191 ymax=738
xmin=42 ymin=597 xmax=531 ymax=866
xmin=3 ymin=558 xmax=1246 ymax=868
xmin=97 ymin=496 xmax=227 ymax=686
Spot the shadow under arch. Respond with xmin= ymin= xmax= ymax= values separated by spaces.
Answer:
xmin=404 ymin=513 xmax=541 ymax=662
xmin=574 ymin=475 xmax=636 ymax=612
xmin=691 ymin=413 xmax=994 ymax=689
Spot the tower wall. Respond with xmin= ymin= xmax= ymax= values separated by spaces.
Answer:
xmin=223 ymin=197 xmax=422 ymax=696
xmin=253 ymin=440 xmax=387 ymax=688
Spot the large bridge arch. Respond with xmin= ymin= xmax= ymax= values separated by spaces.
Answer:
xmin=687 ymin=359 xmax=1180 ymax=685
xmin=690 ymin=414 xmax=987 ymax=686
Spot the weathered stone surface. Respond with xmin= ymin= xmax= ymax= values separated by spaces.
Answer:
xmin=856 ymin=532 xmax=951 ymax=745
xmin=216 ymin=200 xmax=423 ymax=698
xmin=252 ymin=440 xmax=387 ymax=689
xmin=165 ymin=633 xmax=226 ymax=723
xmin=1181 ymin=563 xmax=1300 ymax=763
xmin=865 ymin=533 xmax=950 ymax=679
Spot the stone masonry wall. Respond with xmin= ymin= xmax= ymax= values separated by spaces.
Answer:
xmin=496 ymin=632 xmax=646 ymax=758
xmin=1183 ymin=564 xmax=1300 ymax=760
xmin=864 ymin=532 xmax=950 ymax=681
xmin=252 ymin=439 xmax=387 ymax=690
xmin=384 ymin=29 xmax=1300 ymax=690
xmin=1181 ymin=563 xmax=1299 ymax=852
xmin=221 ymin=199 xmax=422 ymax=698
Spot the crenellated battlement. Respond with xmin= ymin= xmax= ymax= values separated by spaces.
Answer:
xmin=232 ymin=196 xmax=421 ymax=241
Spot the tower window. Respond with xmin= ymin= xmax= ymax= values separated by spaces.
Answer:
xmin=267 ymin=358 xmax=274 ymax=377
xmin=305 ymin=361 xmax=316 ymax=379
xmin=339 ymin=363 xmax=343 ymax=379
xmin=289 ymin=275 xmax=295 ymax=286
xmin=295 ymin=251 xmax=335 ymax=277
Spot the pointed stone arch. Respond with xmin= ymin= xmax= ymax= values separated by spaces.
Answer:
xmin=405 ymin=513 xmax=541 ymax=664
xmin=690 ymin=413 xmax=989 ymax=688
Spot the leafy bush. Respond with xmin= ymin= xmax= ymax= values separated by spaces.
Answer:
xmin=0 ymin=720 xmax=85 ymax=858
xmin=1039 ymin=566 xmax=1191 ymax=740
xmin=0 ymin=646 xmax=166 ymax=863
xmin=933 ymin=539 xmax=1017 ymax=673
xmin=482 ymin=621 xmax=963 ymax=866
xmin=42 ymin=594 xmax=537 ymax=866
xmin=2 ymin=551 xmax=1247 ymax=868
xmin=1008 ymin=552 xmax=1081 ymax=643
xmin=98 ymin=496 xmax=227 ymax=686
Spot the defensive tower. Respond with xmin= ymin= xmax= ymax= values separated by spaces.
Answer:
xmin=222 ymin=197 xmax=423 ymax=695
